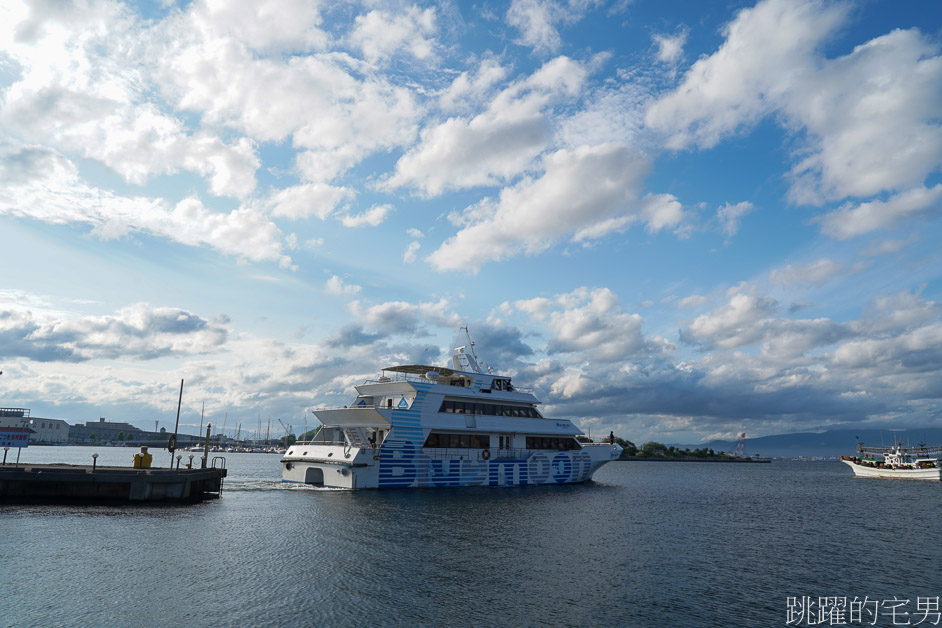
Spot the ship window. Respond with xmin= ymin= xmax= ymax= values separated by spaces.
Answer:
xmin=423 ymin=432 xmax=489 ymax=449
xmin=526 ymin=437 xmax=580 ymax=450
xmin=438 ymin=400 xmax=543 ymax=419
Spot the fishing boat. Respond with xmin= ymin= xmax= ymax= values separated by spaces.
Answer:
xmin=841 ymin=441 xmax=942 ymax=480
xmin=281 ymin=329 xmax=622 ymax=489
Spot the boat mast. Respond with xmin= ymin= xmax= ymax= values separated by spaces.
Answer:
xmin=450 ymin=326 xmax=483 ymax=373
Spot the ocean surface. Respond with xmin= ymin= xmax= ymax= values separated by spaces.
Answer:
xmin=2 ymin=447 xmax=940 ymax=627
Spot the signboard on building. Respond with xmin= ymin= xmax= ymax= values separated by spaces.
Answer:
xmin=0 ymin=427 xmax=31 ymax=448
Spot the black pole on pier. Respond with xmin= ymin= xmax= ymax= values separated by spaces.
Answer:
xmin=202 ymin=423 xmax=211 ymax=469
xmin=170 ymin=379 xmax=183 ymax=467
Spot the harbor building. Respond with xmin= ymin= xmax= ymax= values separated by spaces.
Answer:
xmin=69 ymin=417 xmax=148 ymax=443
xmin=0 ymin=408 xmax=70 ymax=444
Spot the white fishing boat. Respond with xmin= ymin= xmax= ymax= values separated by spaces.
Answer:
xmin=842 ymin=441 xmax=942 ymax=480
xmin=281 ymin=329 xmax=622 ymax=489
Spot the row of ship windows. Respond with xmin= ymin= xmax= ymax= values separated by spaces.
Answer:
xmin=422 ymin=432 xmax=580 ymax=451
xmin=423 ymin=433 xmax=491 ymax=449
xmin=438 ymin=400 xmax=542 ymax=418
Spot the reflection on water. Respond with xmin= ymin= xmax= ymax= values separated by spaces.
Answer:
xmin=2 ymin=448 xmax=940 ymax=625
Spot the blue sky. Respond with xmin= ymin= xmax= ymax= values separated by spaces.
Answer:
xmin=1 ymin=0 xmax=941 ymax=443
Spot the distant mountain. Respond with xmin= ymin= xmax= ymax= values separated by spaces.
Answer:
xmin=673 ymin=428 xmax=942 ymax=459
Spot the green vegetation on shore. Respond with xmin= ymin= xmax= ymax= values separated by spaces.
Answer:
xmin=580 ymin=436 xmax=756 ymax=461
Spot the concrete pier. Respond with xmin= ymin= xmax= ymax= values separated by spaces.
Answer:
xmin=0 ymin=463 xmax=227 ymax=503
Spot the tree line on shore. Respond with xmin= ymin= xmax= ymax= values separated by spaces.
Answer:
xmin=580 ymin=435 xmax=737 ymax=460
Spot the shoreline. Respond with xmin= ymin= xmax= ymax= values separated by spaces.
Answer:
xmin=619 ymin=456 xmax=771 ymax=463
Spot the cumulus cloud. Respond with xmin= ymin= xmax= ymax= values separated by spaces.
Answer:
xmin=387 ymin=56 xmax=586 ymax=196
xmin=677 ymin=295 xmax=709 ymax=308
xmin=1 ymin=5 xmax=261 ymax=198
xmin=324 ymin=276 xmax=361 ymax=296
xmin=0 ymin=144 xmax=292 ymax=267
xmin=859 ymin=236 xmax=918 ymax=257
xmin=349 ymin=6 xmax=437 ymax=64
xmin=348 ymin=298 xmax=462 ymax=338
xmin=646 ymin=0 xmax=942 ymax=222
xmin=653 ymin=31 xmax=686 ymax=64
xmin=151 ymin=3 xmax=421 ymax=183
xmin=0 ymin=303 xmax=228 ymax=362
xmin=683 ymin=291 xmax=781 ymax=349
xmin=403 ymin=241 xmax=421 ymax=263
xmin=264 ymin=183 xmax=354 ymax=220
xmin=440 ymin=58 xmax=509 ymax=112
xmin=717 ymin=201 xmax=754 ymax=239
xmin=816 ymin=185 xmax=942 ymax=239
xmin=506 ymin=0 xmax=598 ymax=54
xmin=341 ymin=204 xmax=393 ymax=228
xmin=507 ymin=287 xmax=671 ymax=363
xmin=769 ymin=258 xmax=845 ymax=286
xmin=428 ymin=143 xmax=677 ymax=271
xmin=681 ymin=286 xmax=853 ymax=360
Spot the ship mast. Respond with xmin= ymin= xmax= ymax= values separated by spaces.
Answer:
xmin=449 ymin=326 xmax=483 ymax=373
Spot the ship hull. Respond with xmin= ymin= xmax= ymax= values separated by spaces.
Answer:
xmin=282 ymin=443 xmax=621 ymax=489
xmin=842 ymin=459 xmax=942 ymax=480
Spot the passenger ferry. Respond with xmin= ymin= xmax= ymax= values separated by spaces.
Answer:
xmin=281 ymin=330 xmax=622 ymax=489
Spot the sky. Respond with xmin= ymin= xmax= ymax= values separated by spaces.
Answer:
xmin=1 ymin=0 xmax=941 ymax=444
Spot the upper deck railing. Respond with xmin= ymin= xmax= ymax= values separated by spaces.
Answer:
xmin=362 ymin=370 xmax=533 ymax=394
xmin=857 ymin=443 xmax=942 ymax=457
xmin=0 ymin=408 xmax=30 ymax=418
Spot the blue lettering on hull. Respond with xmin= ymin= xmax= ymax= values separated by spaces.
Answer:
xmin=376 ymin=386 xmax=596 ymax=488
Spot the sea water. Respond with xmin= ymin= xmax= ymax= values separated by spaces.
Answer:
xmin=2 ymin=446 xmax=939 ymax=626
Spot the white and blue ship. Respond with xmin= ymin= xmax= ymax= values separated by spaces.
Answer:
xmin=281 ymin=331 xmax=622 ymax=489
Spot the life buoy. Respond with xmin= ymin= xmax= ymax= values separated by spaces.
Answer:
xmin=167 ymin=434 xmax=176 ymax=452
xmin=482 ymin=449 xmax=491 ymax=460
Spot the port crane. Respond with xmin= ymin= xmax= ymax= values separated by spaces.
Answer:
xmin=277 ymin=418 xmax=292 ymax=442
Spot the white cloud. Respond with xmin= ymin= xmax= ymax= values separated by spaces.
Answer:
xmin=716 ymin=201 xmax=754 ymax=238
xmin=0 ymin=144 xmax=292 ymax=267
xmin=325 ymin=276 xmax=361 ymax=296
xmin=510 ymin=287 xmax=667 ymax=363
xmin=786 ymin=29 xmax=942 ymax=204
xmin=507 ymin=0 xmax=564 ymax=54
xmin=645 ymin=0 xmax=942 ymax=220
xmin=264 ymin=183 xmax=354 ymax=220
xmin=646 ymin=0 xmax=847 ymax=150
xmin=0 ymin=5 xmax=263 ymax=198
xmin=682 ymin=288 xmax=852 ymax=359
xmin=653 ymin=31 xmax=686 ymax=64
xmin=0 ymin=303 xmax=229 ymax=362
xmin=832 ymin=323 xmax=942 ymax=370
xmin=428 ymin=143 xmax=670 ymax=272
xmin=506 ymin=0 xmax=598 ymax=54
xmin=349 ymin=298 xmax=462 ymax=336
xmin=181 ymin=0 xmax=328 ymax=54
xmin=557 ymin=82 xmax=648 ymax=149
xmin=341 ymin=204 xmax=393 ymax=228
xmin=403 ymin=241 xmax=421 ymax=263
xmin=387 ymin=56 xmax=586 ymax=196
xmin=769 ymin=258 xmax=844 ymax=286
xmin=152 ymin=4 xmax=422 ymax=183
xmin=677 ymin=295 xmax=709 ymax=308
xmin=349 ymin=6 xmax=437 ymax=65
xmin=440 ymin=58 xmax=509 ymax=112
xmin=683 ymin=291 xmax=780 ymax=349
xmin=816 ymin=185 xmax=942 ymax=239
xmin=387 ymin=115 xmax=552 ymax=196
xmin=859 ymin=236 xmax=918 ymax=257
